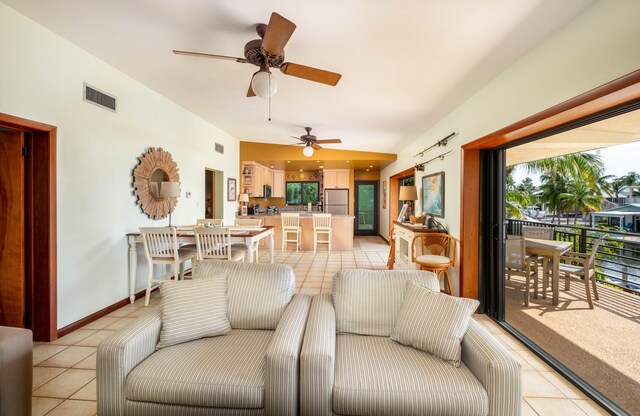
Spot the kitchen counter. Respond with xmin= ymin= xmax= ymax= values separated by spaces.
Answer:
xmin=244 ymin=212 xmax=354 ymax=218
xmin=241 ymin=213 xmax=354 ymax=251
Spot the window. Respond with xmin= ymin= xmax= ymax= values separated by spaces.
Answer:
xmin=286 ymin=181 xmax=319 ymax=205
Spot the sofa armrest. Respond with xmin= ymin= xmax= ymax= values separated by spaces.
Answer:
xmin=461 ymin=319 xmax=521 ymax=416
xmin=265 ymin=294 xmax=312 ymax=416
xmin=0 ymin=326 xmax=32 ymax=416
xmin=97 ymin=307 xmax=162 ymax=416
xmin=300 ymin=294 xmax=336 ymax=416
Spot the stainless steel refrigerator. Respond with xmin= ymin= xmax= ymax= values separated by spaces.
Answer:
xmin=324 ymin=189 xmax=349 ymax=215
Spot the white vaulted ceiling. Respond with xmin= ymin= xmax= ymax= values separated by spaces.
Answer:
xmin=1 ymin=0 xmax=595 ymax=152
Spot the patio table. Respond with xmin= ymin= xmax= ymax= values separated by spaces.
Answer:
xmin=524 ymin=237 xmax=572 ymax=306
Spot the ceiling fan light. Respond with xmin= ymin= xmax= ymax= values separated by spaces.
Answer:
xmin=251 ymin=70 xmax=277 ymax=98
xmin=302 ymin=144 xmax=314 ymax=157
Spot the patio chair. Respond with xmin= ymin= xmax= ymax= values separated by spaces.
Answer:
xmin=505 ymin=237 xmax=539 ymax=306
xmin=558 ymin=237 xmax=603 ymax=309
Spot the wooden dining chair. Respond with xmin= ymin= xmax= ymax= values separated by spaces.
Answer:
xmin=139 ymin=227 xmax=197 ymax=306
xmin=411 ymin=233 xmax=457 ymax=295
xmin=194 ymin=227 xmax=246 ymax=262
xmin=558 ymin=237 xmax=603 ymax=308
xmin=387 ymin=226 xmax=396 ymax=270
xmin=505 ymin=237 xmax=539 ymax=306
xmin=196 ymin=218 xmax=224 ymax=227
xmin=233 ymin=218 xmax=263 ymax=261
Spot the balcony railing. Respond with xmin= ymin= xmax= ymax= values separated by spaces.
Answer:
xmin=507 ymin=219 xmax=640 ymax=295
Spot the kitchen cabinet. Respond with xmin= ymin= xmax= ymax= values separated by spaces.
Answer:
xmin=272 ymin=170 xmax=285 ymax=197
xmin=323 ymin=169 xmax=350 ymax=189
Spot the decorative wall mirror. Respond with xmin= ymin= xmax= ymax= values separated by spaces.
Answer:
xmin=132 ymin=147 xmax=180 ymax=220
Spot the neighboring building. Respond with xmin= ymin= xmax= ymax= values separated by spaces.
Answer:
xmin=605 ymin=185 xmax=640 ymax=205
xmin=591 ymin=204 xmax=640 ymax=232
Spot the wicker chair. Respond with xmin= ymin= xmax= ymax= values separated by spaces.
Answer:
xmin=411 ymin=233 xmax=457 ymax=295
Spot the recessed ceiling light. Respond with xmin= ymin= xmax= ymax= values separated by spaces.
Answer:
xmin=346 ymin=160 xmax=350 ymax=163
xmin=316 ymin=161 xmax=320 ymax=163
xmin=366 ymin=169 xmax=370 ymax=172
xmin=369 ymin=165 xmax=373 ymax=168
xmin=287 ymin=160 xmax=291 ymax=163
xmin=299 ymin=169 xmax=303 ymax=172
xmin=270 ymin=166 xmax=274 ymax=168
xmin=319 ymin=165 xmax=324 ymax=168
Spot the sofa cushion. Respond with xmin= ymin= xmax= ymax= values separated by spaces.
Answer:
xmin=195 ymin=260 xmax=295 ymax=329
xmin=127 ymin=329 xmax=272 ymax=409
xmin=156 ymin=275 xmax=231 ymax=349
xmin=333 ymin=334 xmax=488 ymax=416
xmin=332 ymin=269 xmax=440 ymax=336
xmin=391 ymin=281 xmax=479 ymax=367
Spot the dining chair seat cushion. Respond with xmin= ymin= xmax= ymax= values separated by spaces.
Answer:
xmin=127 ymin=329 xmax=271 ymax=408
xmin=415 ymin=254 xmax=451 ymax=265
xmin=391 ymin=281 xmax=480 ymax=367
xmin=156 ymin=274 xmax=231 ymax=349
xmin=333 ymin=269 xmax=440 ymax=337
xmin=333 ymin=334 xmax=488 ymax=416
xmin=150 ymin=248 xmax=196 ymax=262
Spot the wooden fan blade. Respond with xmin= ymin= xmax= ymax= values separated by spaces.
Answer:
xmin=173 ymin=50 xmax=248 ymax=63
xmin=314 ymin=139 xmax=342 ymax=144
xmin=247 ymin=80 xmax=256 ymax=97
xmin=280 ymin=63 xmax=341 ymax=86
xmin=311 ymin=143 xmax=322 ymax=150
xmin=261 ymin=13 xmax=296 ymax=56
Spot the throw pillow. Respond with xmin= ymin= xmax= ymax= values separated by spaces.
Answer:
xmin=156 ymin=274 xmax=231 ymax=349
xmin=391 ymin=280 xmax=479 ymax=367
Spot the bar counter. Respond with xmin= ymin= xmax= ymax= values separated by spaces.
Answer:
xmin=242 ymin=213 xmax=354 ymax=251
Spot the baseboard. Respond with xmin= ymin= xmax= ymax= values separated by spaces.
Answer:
xmin=379 ymin=234 xmax=390 ymax=244
xmin=57 ymin=289 xmax=147 ymax=338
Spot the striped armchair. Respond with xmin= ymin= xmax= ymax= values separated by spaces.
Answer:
xmin=97 ymin=261 xmax=311 ymax=416
xmin=300 ymin=270 xmax=522 ymax=416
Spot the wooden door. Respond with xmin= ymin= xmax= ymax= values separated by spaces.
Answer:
xmin=0 ymin=129 xmax=25 ymax=328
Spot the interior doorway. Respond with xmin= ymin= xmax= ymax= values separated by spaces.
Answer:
xmin=0 ymin=112 xmax=57 ymax=341
xmin=205 ymin=168 xmax=224 ymax=219
xmin=354 ymin=181 xmax=379 ymax=235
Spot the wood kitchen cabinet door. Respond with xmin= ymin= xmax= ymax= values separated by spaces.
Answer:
xmin=336 ymin=170 xmax=350 ymax=188
xmin=323 ymin=170 xmax=337 ymax=188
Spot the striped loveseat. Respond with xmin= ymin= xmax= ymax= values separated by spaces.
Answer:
xmin=300 ymin=269 xmax=522 ymax=416
xmin=97 ymin=260 xmax=311 ymax=416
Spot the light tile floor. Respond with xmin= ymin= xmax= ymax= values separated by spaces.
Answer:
xmin=31 ymin=236 xmax=609 ymax=415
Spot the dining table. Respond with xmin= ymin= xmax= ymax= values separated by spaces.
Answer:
xmin=524 ymin=237 xmax=573 ymax=306
xmin=126 ymin=225 xmax=275 ymax=304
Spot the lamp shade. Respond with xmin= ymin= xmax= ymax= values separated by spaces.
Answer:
xmin=251 ymin=70 xmax=277 ymax=98
xmin=239 ymin=193 xmax=250 ymax=203
xmin=399 ymin=185 xmax=418 ymax=201
xmin=302 ymin=144 xmax=314 ymax=157
xmin=160 ymin=181 xmax=180 ymax=198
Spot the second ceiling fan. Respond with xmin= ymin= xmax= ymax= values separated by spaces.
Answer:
xmin=173 ymin=12 xmax=342 ymax=98
xmin=292 ymin=127 xmax=342 ymax=157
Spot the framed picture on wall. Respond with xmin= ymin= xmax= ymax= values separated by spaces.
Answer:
xmin=227 ymin=178 xmax=237 ymax=201
xmin=422 ymin=171 xmax=445 ymax=218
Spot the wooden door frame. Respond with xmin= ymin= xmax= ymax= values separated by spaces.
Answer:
xmin=388 ymin=167 xmax=414 ymax=236
xmin=0 ymin=112 xmax=57 ymax=341
xmin=460 ymin=69 xmax=640 ymax=300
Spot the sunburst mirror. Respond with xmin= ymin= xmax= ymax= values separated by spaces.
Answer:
xmin=132 ymin=147 xmax=180 ymax=220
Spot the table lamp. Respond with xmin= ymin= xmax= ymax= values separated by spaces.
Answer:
xmin=398 ymin=185 xmax=418 ymax=222
xmin=160 ymin=181 xmax=180 ymax=226
xmin=239 ymin=193 xmax=250 ymax=216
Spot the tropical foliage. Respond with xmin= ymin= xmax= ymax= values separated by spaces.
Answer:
xmin=506 ymin=152 xmax=640 ymax=226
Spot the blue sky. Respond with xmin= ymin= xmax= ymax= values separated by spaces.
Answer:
xmin=511 ymin=140 xmax=640 ymax=186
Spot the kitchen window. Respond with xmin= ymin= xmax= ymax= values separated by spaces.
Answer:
xmin=286 ymin=181 xmax=319 ymax=205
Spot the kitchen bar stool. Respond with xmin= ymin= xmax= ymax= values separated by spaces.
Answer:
xmin=281 ymin=213 xmax=302 ymax=253
xmin=312 ymin=214 xmax=332 ymax=254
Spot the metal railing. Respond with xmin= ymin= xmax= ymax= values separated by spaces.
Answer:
xmin=507 ymin=219 xmax=640 ymax=295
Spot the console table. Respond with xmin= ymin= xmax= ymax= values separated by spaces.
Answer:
xmin=392 ymin=221 xmax=444 ymax=270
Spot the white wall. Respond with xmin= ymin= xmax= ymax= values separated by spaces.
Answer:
xmin=381 ymin=0 xmax=640 ymax=295
xmin=0 ymin=3 xmax=240 ymax=328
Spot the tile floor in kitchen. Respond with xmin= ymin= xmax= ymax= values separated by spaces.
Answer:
xmin=31 ymin=236 xmax=609 ymax=415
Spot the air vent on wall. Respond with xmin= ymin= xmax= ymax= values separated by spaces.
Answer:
xmin=83 ymin=83 xmax=117 ymax=112
xmin=215 ymin=143 xmax=224 ymax=154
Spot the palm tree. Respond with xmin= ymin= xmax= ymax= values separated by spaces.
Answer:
xmin=524 ymin=153 xmax=605 ymax=183
xmin=506 ymin=175 xmax=532 ymax=218
xmin=558 ymin=179 xmax=603 ymax=224
xmin=539 ymin=173 xmax=568 ymax=224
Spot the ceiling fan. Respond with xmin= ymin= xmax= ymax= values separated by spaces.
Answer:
xmin=292 ymin=127 xmax=342 ymax=157
xmin=173 ymin=12 xmax=342 ymax=99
